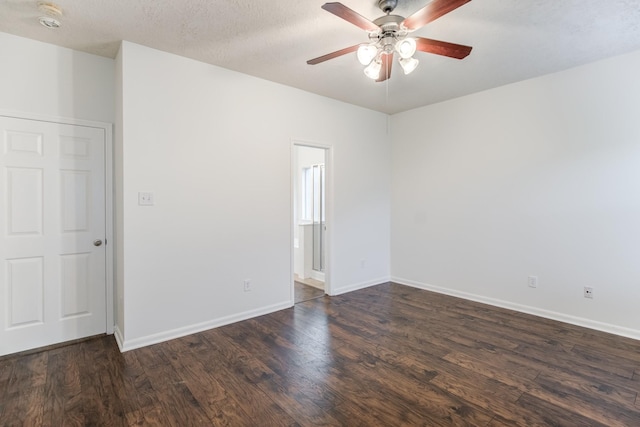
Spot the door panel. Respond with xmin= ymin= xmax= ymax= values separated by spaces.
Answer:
xmin=0 ymin=116 xmax=106 ymax=356
xmin=7 ymin=167 xmax=44 ymax=235
xmin=6 ymin=257 xmax=44 ymax=327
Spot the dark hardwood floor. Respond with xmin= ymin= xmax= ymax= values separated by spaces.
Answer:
xmin=1 ymin=282 xmax=639 ymax=426
xmin=295 ymin=281 xmax=325 ymax=304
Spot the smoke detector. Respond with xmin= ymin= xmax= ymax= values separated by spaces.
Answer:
xmin=37 ymin=2 xmax=63 ymax=29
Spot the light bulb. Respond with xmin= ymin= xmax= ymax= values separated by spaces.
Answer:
xmin=399 ymin=57 xmax=419 ymax=75
xmin=357 ymin=44 xmax=377 ymax=66
xmin=364 ymin=60 xmax=382 ymax=80
xmin=396 ymin=38 xmax=416 ymax=59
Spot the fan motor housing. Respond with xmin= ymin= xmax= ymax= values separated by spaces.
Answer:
xmin=377 ymin=0 xmax=398 ymax=14
xmin=373 ymin=14 xmax=405 ymax=35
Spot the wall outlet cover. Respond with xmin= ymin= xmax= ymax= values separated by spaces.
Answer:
xmin=584 ymin=287 xmax=594 ymax=299
xmin=138 ymin=192 xmax=154 ymax=206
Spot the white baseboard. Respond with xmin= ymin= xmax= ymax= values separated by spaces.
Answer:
xmin=117 ymin=301 xmax=293 ymax=352
xmin=306 ymin=281 xmax=325 ymax=291
xmin=310 ymin=270 xmax=325 ymax=283
xmin=115 ymin=275 xmax=390 ymax=353
xmin=330 ymin=276 xmax=390 ymax=296
xmin=392 ymin=277 xmax=640 ymax=341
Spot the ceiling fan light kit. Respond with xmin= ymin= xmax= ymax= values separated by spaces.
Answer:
xmin=364 ymin=60 xmax=383 ymax=79
xmin=357 ymin=44 xmax=378 ymax=65
xmin=307 ymin=0 xmax=473 ymax=82
xmin=356 ymin=23 xmax=418 ymax=79
xmin=396 ymin=37 xmax=416 ymax=59
xmin=399 ymin=56 xmax=419 ymax=74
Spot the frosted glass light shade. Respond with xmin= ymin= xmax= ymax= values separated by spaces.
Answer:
xmin=399 ymin=57 xmax=419 ymax=74
xmin=357 ymin=44 xmax=378 ymax=65
xmin=364 ymin=60 xmax=382 ymax=79
xmin=396 ymin=38 xmax=416 ymax=59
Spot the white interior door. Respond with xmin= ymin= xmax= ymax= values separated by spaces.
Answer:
xmin=0 ymin=116 xmax=106 ymax=356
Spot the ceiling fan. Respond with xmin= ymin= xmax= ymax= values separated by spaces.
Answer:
xmin=307 ymin=0 xmax=473 ymax=82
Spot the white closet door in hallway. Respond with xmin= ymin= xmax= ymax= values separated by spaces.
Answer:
xmin=0 ymin=116 xmax=107 ymax=356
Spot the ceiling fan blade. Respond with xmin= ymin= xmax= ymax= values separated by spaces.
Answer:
xmin=402 ymin=0 xmax=471 ymax=31
xmin=321 ymin=2 xmax=380 ymax=31
xmin=307 ymin=44 xmax=360 ymax=65
xmin=376 ymin=53 xmax=393 ymax=82
xmin=415 ymin=37 xmax=472 ymax=59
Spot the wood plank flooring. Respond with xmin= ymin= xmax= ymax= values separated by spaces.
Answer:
xmin=294 ymin=281 xmax=325 ymax=303
xmin=1 ymin=282 xmax=639 ymax=426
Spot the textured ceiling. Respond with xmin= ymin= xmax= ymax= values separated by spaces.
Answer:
xmin=2 ymin=0 xmax=640 ymax=114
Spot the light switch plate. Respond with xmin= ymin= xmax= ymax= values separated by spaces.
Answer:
xmin=138 ymin=192 xmax=154 ymax=206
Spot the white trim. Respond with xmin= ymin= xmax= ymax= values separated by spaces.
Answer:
xmin=104 ymin=124 xmax=115 ymax=335
xmin=310 ymin=270 xmax=325 ymax=282
xmin=0 ymin=109 xmax=115 ymax=337
xmin=392 ymin=277 xmax=640 ymax=341
xmin=330 ymin=277 xmax=391 ymax=296
xmin=113 ymin=325 xmax=125 ymax=351
xmin=289 ymin=143 xmax=295 ymax=305
xmin=117 ymin=301 xmax=292 ymax=352
xmin=290 ymin=140 xmax=333 ymax=297
xmin=0 ymin=110 xmax=112 ymax=130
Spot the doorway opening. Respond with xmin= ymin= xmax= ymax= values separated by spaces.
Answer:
xmin=292 ymin=143 xmax=329 ymax=304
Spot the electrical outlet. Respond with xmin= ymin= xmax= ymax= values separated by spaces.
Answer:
xmin=584 ymin=286 xmax=593 ymax=299
xmin=360 ymin=259 xmax=366 ymax=268
xmin=243 ymin=280 xmax=251 ymax=292
xmin=528 ymin=276 xmax=538 ymax=288
xmin=138 ymin=192 xmax=154 ymax=206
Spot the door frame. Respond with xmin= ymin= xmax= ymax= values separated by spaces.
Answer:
xmin=290 ymin=140 xmax=333 ymax=301
xmin=0 ymin=110 xmax=115 ymax=335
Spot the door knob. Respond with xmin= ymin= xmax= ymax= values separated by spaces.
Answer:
xmin=93 ymin=239 xmax=103 ymax=247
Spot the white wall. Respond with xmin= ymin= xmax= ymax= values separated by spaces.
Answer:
xmin=391 ymin=50 xmax=640 ymax=338
xmin=0 ymin=31 xmax=118 ymax=337
xmin=117 ymin=41 xmax=390 ymax=349
xmin=12 ymin=27 xmax=637 ymax=347
xmin=0 ymin=32 xmax=114 ymax=123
